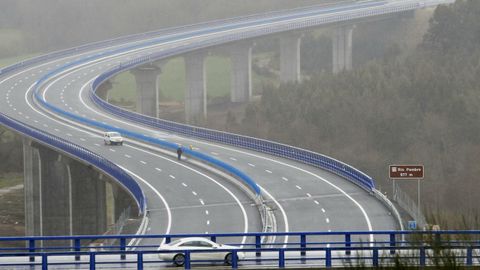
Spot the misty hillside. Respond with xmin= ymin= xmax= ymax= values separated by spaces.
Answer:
xmin=0 ymin=0 xmax=333 ymax=58
xmin=213 ymin=0 xmax=480 ymax=228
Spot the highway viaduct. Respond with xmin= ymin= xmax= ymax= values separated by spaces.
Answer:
xmin=0 ymin=0 xmax=453 ymax=257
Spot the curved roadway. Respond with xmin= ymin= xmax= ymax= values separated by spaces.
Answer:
xmin=0 ymin=0 xmax=450 ymax=249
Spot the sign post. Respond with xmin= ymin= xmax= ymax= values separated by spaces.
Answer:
xmin=389 ymin=165 xmax=424 ymax=225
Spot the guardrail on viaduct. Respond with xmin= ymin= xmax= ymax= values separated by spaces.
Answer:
xmin=0 ymin=113 xmax=146 ymax=215
xmin=0 ymin=231 xmax=478 ymax=269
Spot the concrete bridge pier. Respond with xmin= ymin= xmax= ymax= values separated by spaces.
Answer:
xmin=23 ymin=140 xmax=109 ymax=243
xmin=280 ymin=33 xmax=303 ymax=83
xmin=332 ymin=25 xmax=354 ymax=73
xmin=229 ymin=43 xmax=253 ymax=103
xmin=185 ymin=52 xmax=207 ymax=124
xmin=131 ymin=64 xmax=162 ymax=118
xmin=96 ymin=79 xmax=113 ymax=102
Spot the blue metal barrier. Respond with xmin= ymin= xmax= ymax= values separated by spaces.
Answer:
xmin=91 ymin=74 xmax=375 ymax=192
xmin=0 ymin=230 xmax=478 ymax=269
xmin=0 ymin=113 xmax=146 ymax=214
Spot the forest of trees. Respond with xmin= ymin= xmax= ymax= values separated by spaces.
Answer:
xmin=220 ymin=0 xmax=480 ymax=227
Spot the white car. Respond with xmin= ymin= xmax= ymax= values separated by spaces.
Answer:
xmin=103 ymin=132 xmax=123 ymax=145
xmin=158 ymin=237 xmax=245 ymax=266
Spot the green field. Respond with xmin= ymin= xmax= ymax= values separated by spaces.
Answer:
xmin=109 ymin=56 xmax=233 ymax=103
xmin=0 ymin=173 xmax=23 ymax=189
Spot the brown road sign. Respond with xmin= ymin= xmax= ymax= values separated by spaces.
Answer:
xmin=389 ymin=165 xmax=424 ymax=179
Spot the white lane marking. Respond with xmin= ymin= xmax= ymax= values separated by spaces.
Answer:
xmin=125 ymin=154 xmax=132 ymax=158
xmin=94 ymin=144 xmax=100 ymax=146
xmin=54 ymin=129 xmax=60 ymax=132
xmin=169 ymin=175 xmax=175 ymax=179
xmin=282 ymin=177 xmax=289 ymax=182
xmin=206 ymin=220 xmax=210 ymax=225
xmin=265 ymin=169 xmax=272 ymax=174
xmin=314 ymin=200 xmax=320 ymax=205
xmin=118 ymin=166 xmax=172 ymax=246
xmin=43 ymin=124 xmax=48 ymax=128
xmin=199 ymin=199 xmax=205 ymax=205
xmin=210 ymin=152 xmax=219 ymax=156
xmin=181 ymin=183 xmax=188 ymax=187
xmin=229 ymin=157 xmax=237 ymax=161
xmin=155 ymin=168 xmax=162 ymax=172
xmin=34 ymin=120 xmax=39 ymax=123
xmin=180 ymin=138 xmax=374 ymax=243
xmin=140 ymin=161 xmax=147 ymax=165
xmin=80 ymin=138 xmax=86 ymax=142
xmin=66 ymin=133 xmax=73 ymax=137
xmin=326 ymin=218 xmax=330 ymax=223
xmin=109 ymin=149 xmax=116 ymax=152
xmin=248 ymin=163 xmax=256 ymax=167
xmin=306 ymin=193 xmax=312 ymax=198
xmin=321 ymin=208 xmax=326 ymax=213
xmin=205 ymin=210 xmax=209 ymax=215
xmin=192 ymin=191 xmax=197 ymax=196
xmin=295 ymin=185 xmax=302 ymax=190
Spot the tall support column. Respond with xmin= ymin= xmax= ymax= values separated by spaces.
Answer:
xmin=229 ymin=44 xmax=252 ymax=103
xmin=24 ymin=141 xmax=108 ymax=240
xmin=35 ymin=146 xmax=71 ymax=238
xmin=112 ymin=185 xmax=135 ymax=221
xmin=23 ymin=139 xmax=41 ymax=237
xmin=70 ymin=163 xmax=107 ymax=235
xmin=332 ymin=25 xmax=354 ymax=73
xmin=131 ymin=65 xmax=162 ymax=118
xmin=280 ymin=34 xmax=303 ymax=83
xmin=185 ymin=52 xmax=207 ymax=124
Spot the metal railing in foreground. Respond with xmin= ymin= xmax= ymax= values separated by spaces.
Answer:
xmin=0 ymin=231 xmax=479 ymax=269
xmin=0 ymin=113 xmax=146 ymax=214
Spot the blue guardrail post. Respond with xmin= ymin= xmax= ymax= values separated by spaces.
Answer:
xmin=326 ymin=248 xmax=332 ymax=268
xmin=137 ymin=253 xmax=144 ymax=270
xmin=389 ymin=233 xmax=396 ymax=255
xmin=232 ymin=250 xmax=238 ymax=269
xmin=345 ymin=234 xmax=351 ymax=255
xmin=300 ymin=234 xmax=307 ymax=256
xmin=75 ymin=239 xmax=81 ymax=261
xmin=29 ymin=239 xmax=35 ymax=262
xmin=90 ymin=253 xmax=96 ymax=270
xmin=42 ymin=254 xmax=48 ymax=270
xmin=120 ymin=238 xmax=126 ymax=260
xmin=420 ymin=247 xmax=426 ymax=266
xmin=185 ymin=251 xmax=191 ymax=270
xmin=279 ymin=249 xmax=285 ymax=268
xmin=255 ymin=235 xmax=262 ymax=257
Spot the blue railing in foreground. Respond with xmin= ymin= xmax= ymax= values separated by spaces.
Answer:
xmin=0 ymin=231 xmax=479 ymax=269
xmin=0 ymin=113 xmax=146 ymax=214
